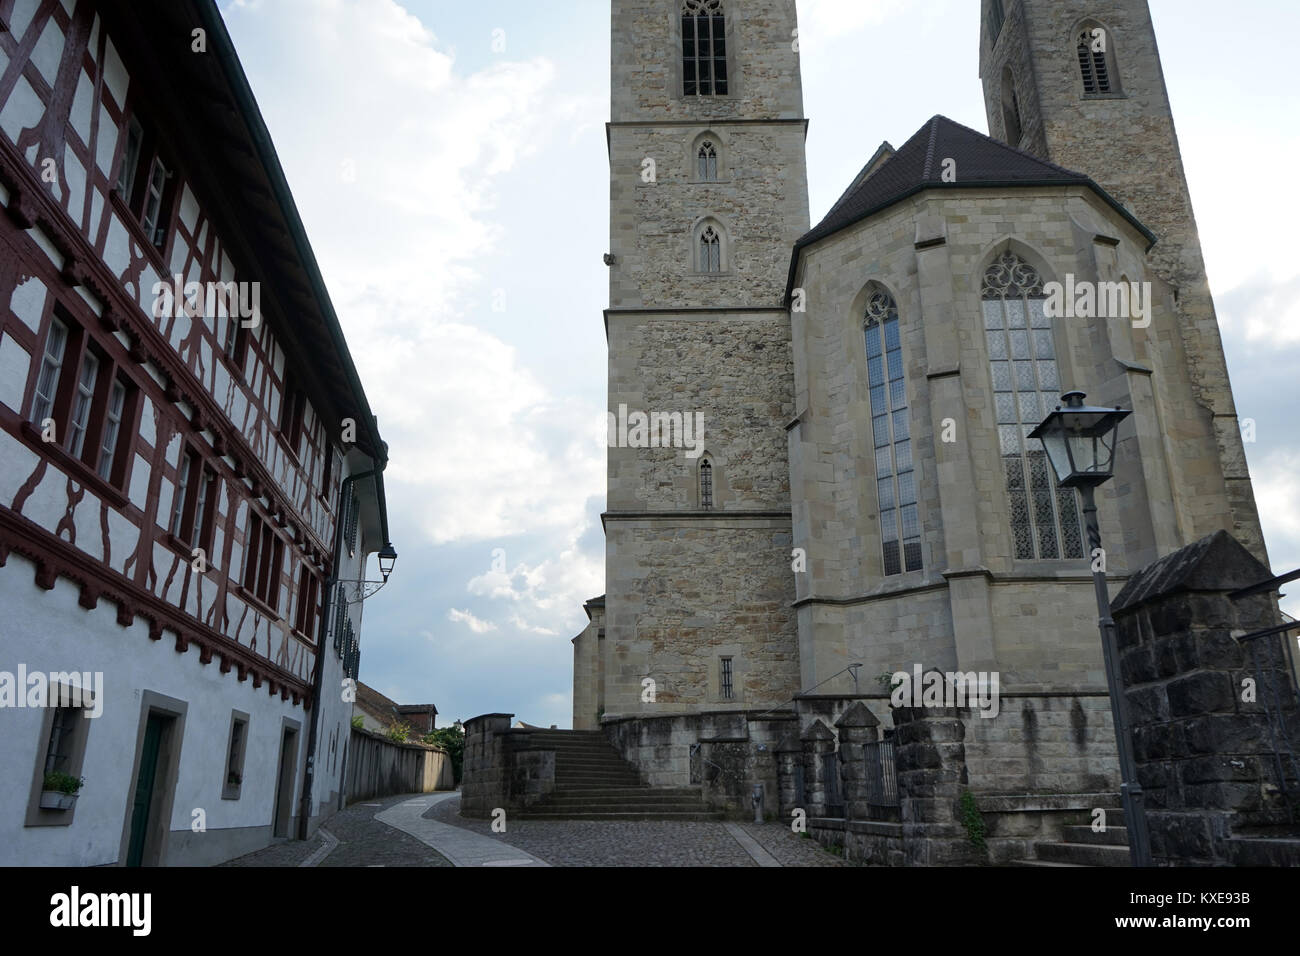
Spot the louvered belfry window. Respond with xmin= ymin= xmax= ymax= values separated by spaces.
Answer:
xmin=864 ymin=287 xmax=921 ymax=576
xmin=682 ymin=1 xmax=727 ymax=96
xmin=982 ymin=252 xmax=1085 ymax=561
xmin=1077 ymin=28 xmax=1110 ymax=94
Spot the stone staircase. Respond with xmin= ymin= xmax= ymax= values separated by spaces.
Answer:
xmin=515 ymin=730 xmax=723 ymax=821
xmin=1013 ymin=806 xmax=1132 ymax=866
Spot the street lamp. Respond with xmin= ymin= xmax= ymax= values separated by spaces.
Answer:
xmin=1030 ymin=390 xmax=1151 ymax=866
xmin=339 ymin=542 xmax=399 ymax=605
xmin=378 ymin=542 xmax=398 ymax=581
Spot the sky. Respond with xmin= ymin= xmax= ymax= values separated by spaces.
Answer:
xmin=217 ymin=0 xmax=1300 ymax=728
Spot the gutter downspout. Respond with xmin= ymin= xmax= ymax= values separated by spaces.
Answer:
xmin=297 ymin=468 xmax=375 ymax=841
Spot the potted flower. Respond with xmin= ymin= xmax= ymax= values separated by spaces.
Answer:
xmin=40 ymin=771 xmax=83 ymax=810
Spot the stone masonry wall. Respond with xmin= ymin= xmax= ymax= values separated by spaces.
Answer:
xmin=603 ymin=520 xmax=799 ymax=716
xmin=979 ymin=0 xmax=1265 ymax=561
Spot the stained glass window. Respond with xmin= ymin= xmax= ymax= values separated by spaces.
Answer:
xmin=982 ymin=251 xmax=1084 ymax=560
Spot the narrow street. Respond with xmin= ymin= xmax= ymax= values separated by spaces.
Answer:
xmin=223 ymin=793 xmax=848 ymax=868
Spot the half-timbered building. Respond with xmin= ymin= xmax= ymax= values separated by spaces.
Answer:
xmin=0 ymin=0 xmax=393 ymax=865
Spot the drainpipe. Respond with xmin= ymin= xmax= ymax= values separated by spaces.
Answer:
xmin=297 ymin=466 xmax=377 ymax=841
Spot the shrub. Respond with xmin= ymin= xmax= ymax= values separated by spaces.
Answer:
xmin=422 ymin=726 xmax=465 ymax=783
xmin=959 ymin=789 xmax=987 ymax=852
xmin=350 ymin=714 xmax=364 ymax=730
xmin=385 ymin=721 xmax=412 ymax=743
xmin=43 ymin=771 xmax=83 ymax=795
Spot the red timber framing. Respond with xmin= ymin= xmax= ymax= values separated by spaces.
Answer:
xmin=0 ymin=0 xmax=388 ymax=706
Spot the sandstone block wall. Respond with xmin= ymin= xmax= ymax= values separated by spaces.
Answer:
xmin=979 ymin=0 xmax=1265 ymax=561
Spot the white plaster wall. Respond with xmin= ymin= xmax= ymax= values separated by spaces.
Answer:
xmin=0 ymin=555 xmax=307 ymax=867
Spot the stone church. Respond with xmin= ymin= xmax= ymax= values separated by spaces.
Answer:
xmin=571 ymin=0 xmax=1265 ymax=848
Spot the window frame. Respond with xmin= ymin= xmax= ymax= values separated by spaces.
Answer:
xmin=720 ymin=656 xmax=734 ymax=699
xmin=294 ymin=566 xmax=322 ymax=641
xmin=24 ymin=687 xmax=94 ymax=827
xmin=680 ymin=0 xmax=729 ymax=97
xmin=26 ymin=311 xmax=137 ymax=494
xmin=699 ymin=458 xmax=714 ymax=510
xmin=221 ymin=711 xmax=250 ymax=800
xmin=242 ymin=511 xmax=285 ymax=615
xmin=1075 ymin=21 xmax=1124 ymax=97
xmin=981 ymin=250 xmax=1086 ymax=562
xmin=114 ymin=109 xmax=178 ymax=253
xmin=864 ymin=286 xmax=922 ymax=576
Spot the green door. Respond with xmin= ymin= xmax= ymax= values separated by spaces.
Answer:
xmin=126 ymin=714 xmax=164 ymax=867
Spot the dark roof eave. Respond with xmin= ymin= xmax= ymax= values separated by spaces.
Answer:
xmin=196 ymin=3 xmax=388 ymax=472
xmin=783 ymin=178 xmax=1158 ymax=306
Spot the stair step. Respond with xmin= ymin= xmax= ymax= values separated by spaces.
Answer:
xmin=554 ymin=787 xmax=702 ymax=797
xmin=1010 ymin=859 xmax=1086 ymax=867
xmin=1035 ymin=841 xmax=1131 ymax=867
xmin=1062 ymin=824 xmax=1129 ymax=846
xmin=540 ymin=797 xmax=708 ymax=808
xmin=515 ymin=811 xmax=724 ymax=821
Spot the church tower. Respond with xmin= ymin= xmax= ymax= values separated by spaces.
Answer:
xmin=592 ymin=0 xmax=810 ymax=734
xmin=978 ymin=0 xmax=1266 ymax=560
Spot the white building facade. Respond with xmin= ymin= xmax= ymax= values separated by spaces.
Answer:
xmin=0 ymin=0 xmax=392 ymax=865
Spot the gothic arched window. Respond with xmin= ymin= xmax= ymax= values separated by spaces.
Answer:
xmin=1076 ymin=22 xmax=1119 ymax=95
xmin=698 ymin=224 xmax=721 ymax=273
xmin=982 ymin=251 xmax=1085 ymax=561
xmin=864 ymin=287 xmax=920 ymax=576
xmin=682 ymin=1 xmax=727 ymax=96
xmin=698 ymin=141 xmax=718 ymax=181
xmin=700 ymin=458 xmax=714 ymax=510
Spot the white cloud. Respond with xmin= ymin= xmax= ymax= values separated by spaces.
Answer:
xmin=447 ymin=607 xmax=497 ymax=633
xmin=225 ymin=0 xmax=605 ymax=547
xmin=466 ymin=533 xmax=603 ymax=635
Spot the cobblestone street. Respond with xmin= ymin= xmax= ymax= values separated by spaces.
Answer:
xmin=220 ymin=792 xmax=847 ymax=867
xmin=421 ymin=796 xmax=847 ymax=867
xmin=222 ymin=793 xmax=452 ymax=867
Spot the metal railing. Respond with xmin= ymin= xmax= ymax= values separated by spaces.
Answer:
xmin=863 ymin=739 xmax=899 ymax=819
xmin=822 ymin=752 xmax=844 ymax=818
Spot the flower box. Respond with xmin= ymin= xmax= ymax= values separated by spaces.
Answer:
xmin=39 ymin=791 xmax=77 ymax=811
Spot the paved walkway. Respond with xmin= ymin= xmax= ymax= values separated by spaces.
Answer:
xmin=221 ymin=793 xmax=452 ymax=867
xmin=221 ymin=792 xmax=847 ymax=867
xmin=422 ymin=795 xmax=847 ymax=867
xmin=377 ymin=793 xmax=548 ymax=867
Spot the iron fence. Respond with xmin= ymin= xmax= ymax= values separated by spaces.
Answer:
xmin=863 ymin=738 xmax=899 ymax=820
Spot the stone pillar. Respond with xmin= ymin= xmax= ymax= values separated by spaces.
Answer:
xmin=800 ymin=719 xmax=836 ymax=819
xmin=834 ymin=702 xmax=880 ymax=822
xmin=1112 ymin=530 xmax=1300 ymax=866
xmin=461 ymin=713 xmax=512 ymax=818
xmin=894 ymin=705 xmax=982 ymax=865
xmin=774 ymin=732 xmax=803 ymax=821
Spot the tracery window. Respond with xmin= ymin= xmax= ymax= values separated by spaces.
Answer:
xmin=699 ymin=225 xmax=721 ymax=273
xmin=682 ymin=1 xmax=727 ymax=96
xmin=700 ymin=458 xmax=714 ymax=509
xmin=982 ymin=252 xmax=1085 ymax=561
xmin=698 ymin=141 xmax=718 ymax=181
xmin=864 ymin=287 xmax=920 ymax=575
